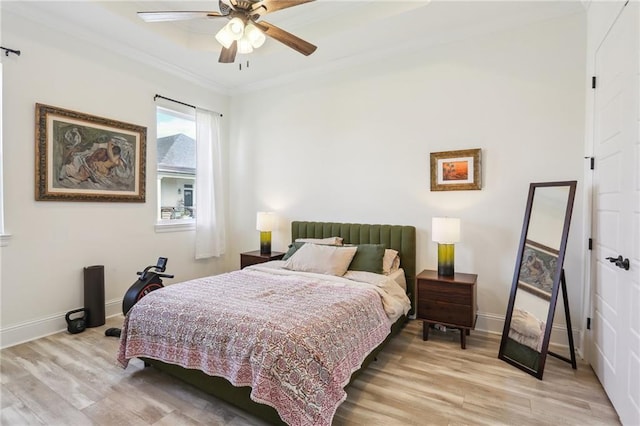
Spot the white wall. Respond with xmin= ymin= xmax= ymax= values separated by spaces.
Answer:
xmin=0 ymin=11 xmax=231 ymax=347
xmin=229 ymin=13 xmax=587 ymax=342
xmin=0 ymin=6 xmax=588 ymax=350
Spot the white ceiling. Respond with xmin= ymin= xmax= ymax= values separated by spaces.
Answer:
xmin=3 ymin=1 xmax=585 ymax=94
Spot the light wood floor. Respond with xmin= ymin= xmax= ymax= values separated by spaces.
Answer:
xmin=1 ymin=316 xmax=620 ymax=425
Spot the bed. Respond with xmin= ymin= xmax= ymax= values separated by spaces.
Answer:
xmin=118 ymin=221 xmax=416 ymax=425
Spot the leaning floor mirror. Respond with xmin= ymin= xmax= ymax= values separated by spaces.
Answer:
xmin=498 ymin=181 xmax=578 ymax=379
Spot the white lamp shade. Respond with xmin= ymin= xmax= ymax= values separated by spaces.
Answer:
xmin=227 ymin=17 xmax=245 ymax=40
xmin=256 ymin=212 xmax=275 ymax=231
xmin=245 ymin=23 xmax=266 ymax=48
xmin=432 ymin=217 xmax=460 ymax=243
xmin=237 ymin=36 xmax=254 ymax=54
xmin=215 ymin=26 xmax=235 ymax=49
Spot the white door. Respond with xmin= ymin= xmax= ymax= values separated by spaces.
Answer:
xmin=590 ymin=2 xmax=640 ymax=425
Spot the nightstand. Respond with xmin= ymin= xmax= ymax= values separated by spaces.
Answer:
xmin=416 ymin=269 xmax=477 ymax=349
xmin=240 ymin=250 xmax=285 ymax=269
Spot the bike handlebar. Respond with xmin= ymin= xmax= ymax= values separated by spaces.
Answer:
xmin=136 ymin=265 xmax=173 ymax=280
xmin=157 ymin=273 xmax=174 ymax=278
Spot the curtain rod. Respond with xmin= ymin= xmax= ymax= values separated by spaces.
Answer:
xmin=154 ymin=94 xmax=223 ymax=117
xmin=0 ymin=46 xmax=21 ymax=57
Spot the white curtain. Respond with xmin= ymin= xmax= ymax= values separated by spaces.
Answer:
xmin=195 ymin=108 xmax=225 ymax=259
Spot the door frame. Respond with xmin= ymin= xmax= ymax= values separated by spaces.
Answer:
xmin=581 ymin=0 xmax=629 ymax=366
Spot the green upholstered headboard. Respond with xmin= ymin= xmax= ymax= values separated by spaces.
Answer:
xmin=291 ymin=221 xmax=417 ymax=316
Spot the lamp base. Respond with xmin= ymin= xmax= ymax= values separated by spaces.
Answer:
xmin=260 ymin=231 xmax=272 ymax=255
xmin=437 ymin=243 xmax=455 ymax=276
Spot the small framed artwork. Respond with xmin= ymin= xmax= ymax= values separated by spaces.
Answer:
xmin=517 ymin=240 xmax=559 ymax=301
xmin=35 ymin=103 xmax=146 ymax=202
xmin=430 ymin=148 xmax=481 ymax=191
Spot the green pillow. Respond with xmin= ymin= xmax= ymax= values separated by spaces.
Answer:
xmin=282 ymin=242 xmax=306 ymax=260
xmin=348 ymin=244 xmax=385 ymax=274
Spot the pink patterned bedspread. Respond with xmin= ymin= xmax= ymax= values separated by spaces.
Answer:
xmin=117 ymin=268 xmax=392 ymax=426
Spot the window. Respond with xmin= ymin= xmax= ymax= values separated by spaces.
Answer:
xmin=156 ymin=106 xmax=196 ymax=222
xmin=154 ymin=102 xmax=225 ymax=256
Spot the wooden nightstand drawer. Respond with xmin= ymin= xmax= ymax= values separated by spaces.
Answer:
xmin=418 ymin=281 xmax=472 ymax=305
xmin=418 ymin=301 xmax=475 ymax=328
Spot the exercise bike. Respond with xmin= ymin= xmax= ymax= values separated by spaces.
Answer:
xmin=105 ymin=257 xmax=174 ymax=338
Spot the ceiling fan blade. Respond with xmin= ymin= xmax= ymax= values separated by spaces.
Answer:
xmin=251 ymin=0 xmax=314 ymax=15
xmin=255 ymin=21 xmax=317 ymax=56
xmin=219 ymin=41 xmax=238 ymax=63
xmin=137 ymin=11 xmax=224 ymax=23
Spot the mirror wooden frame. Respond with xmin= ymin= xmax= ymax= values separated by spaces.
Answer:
xmin=498 ymin=180 xmax=577 ymax=379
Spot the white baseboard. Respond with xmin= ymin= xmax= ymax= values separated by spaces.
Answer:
xmin=1 ymin=305 xmax=583 ymax=354
xmin=0 ymin=299 xmax=122 ymax=349
xmin=475 ymin=311 xmax=506 ymax=335
xmin=474 ymin=311 xmax=583 ymax=354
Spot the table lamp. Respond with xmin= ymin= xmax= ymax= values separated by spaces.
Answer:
xmin=256 ymin=212 xmax=275 ymax=255
xmin=432 ymin=217 xmax=461 ymax=276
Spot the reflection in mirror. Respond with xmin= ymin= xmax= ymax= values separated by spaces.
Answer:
xmin=518 ymin=186 xmax=569 ymax=301
xmin=498 ymin=181 xmax=577 ymax=379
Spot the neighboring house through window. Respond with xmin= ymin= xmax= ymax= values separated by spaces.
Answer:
xmin=156 ymin=106 xmax=196 ymax=222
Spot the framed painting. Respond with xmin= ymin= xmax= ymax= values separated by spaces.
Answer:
xmin=517 ymin=240 xmax=559 ymax=301
xmin=35 ymin=103 xmax=146 ymax=202
xmin=430 ymin=148 xmax=481 ymax=191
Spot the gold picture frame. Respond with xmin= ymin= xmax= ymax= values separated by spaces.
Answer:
xmin=517 ymin=240 xmax=559 ymax=301
xmin=430 ymin=148 xmax=481 ymax=191
xmin=35 ymin=103 xmax=146 ymax=202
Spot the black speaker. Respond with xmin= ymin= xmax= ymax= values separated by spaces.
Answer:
xmin=84 ymin=265 xmax=105 ymax=327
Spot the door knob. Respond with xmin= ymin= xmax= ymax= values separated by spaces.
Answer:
xmin=605 ymin=255 xmax=630 ymax=271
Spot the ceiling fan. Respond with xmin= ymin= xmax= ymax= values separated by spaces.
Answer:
xmin=137 ymin=0 xmax=317 ymax=64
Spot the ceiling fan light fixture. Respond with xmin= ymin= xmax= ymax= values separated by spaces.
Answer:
xmin=215 ymin=26 xmax=235 ymax=49
xmin=244 ymin=23 xmax=266 ymax=48
xmin=138 ymin=0 xmax=317 ymax=64
xmin=227 ymin=17 xmax=245 ymax=40
xmin=237 ymin=36 xmax=254 ymax=54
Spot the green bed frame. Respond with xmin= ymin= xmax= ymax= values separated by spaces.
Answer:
xmin=143 ymin=220 xmax=417 ymax=424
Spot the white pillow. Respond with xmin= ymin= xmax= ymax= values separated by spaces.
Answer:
xmin=283 ymin=243 xmax=357 ymax=276
xmin=295 ymin=237 xmax=343 ymax=246
xmin=382 ymin=249 xmax=399 ymax=275
xmin=390 ymin=255 xmax=401 ymax=274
